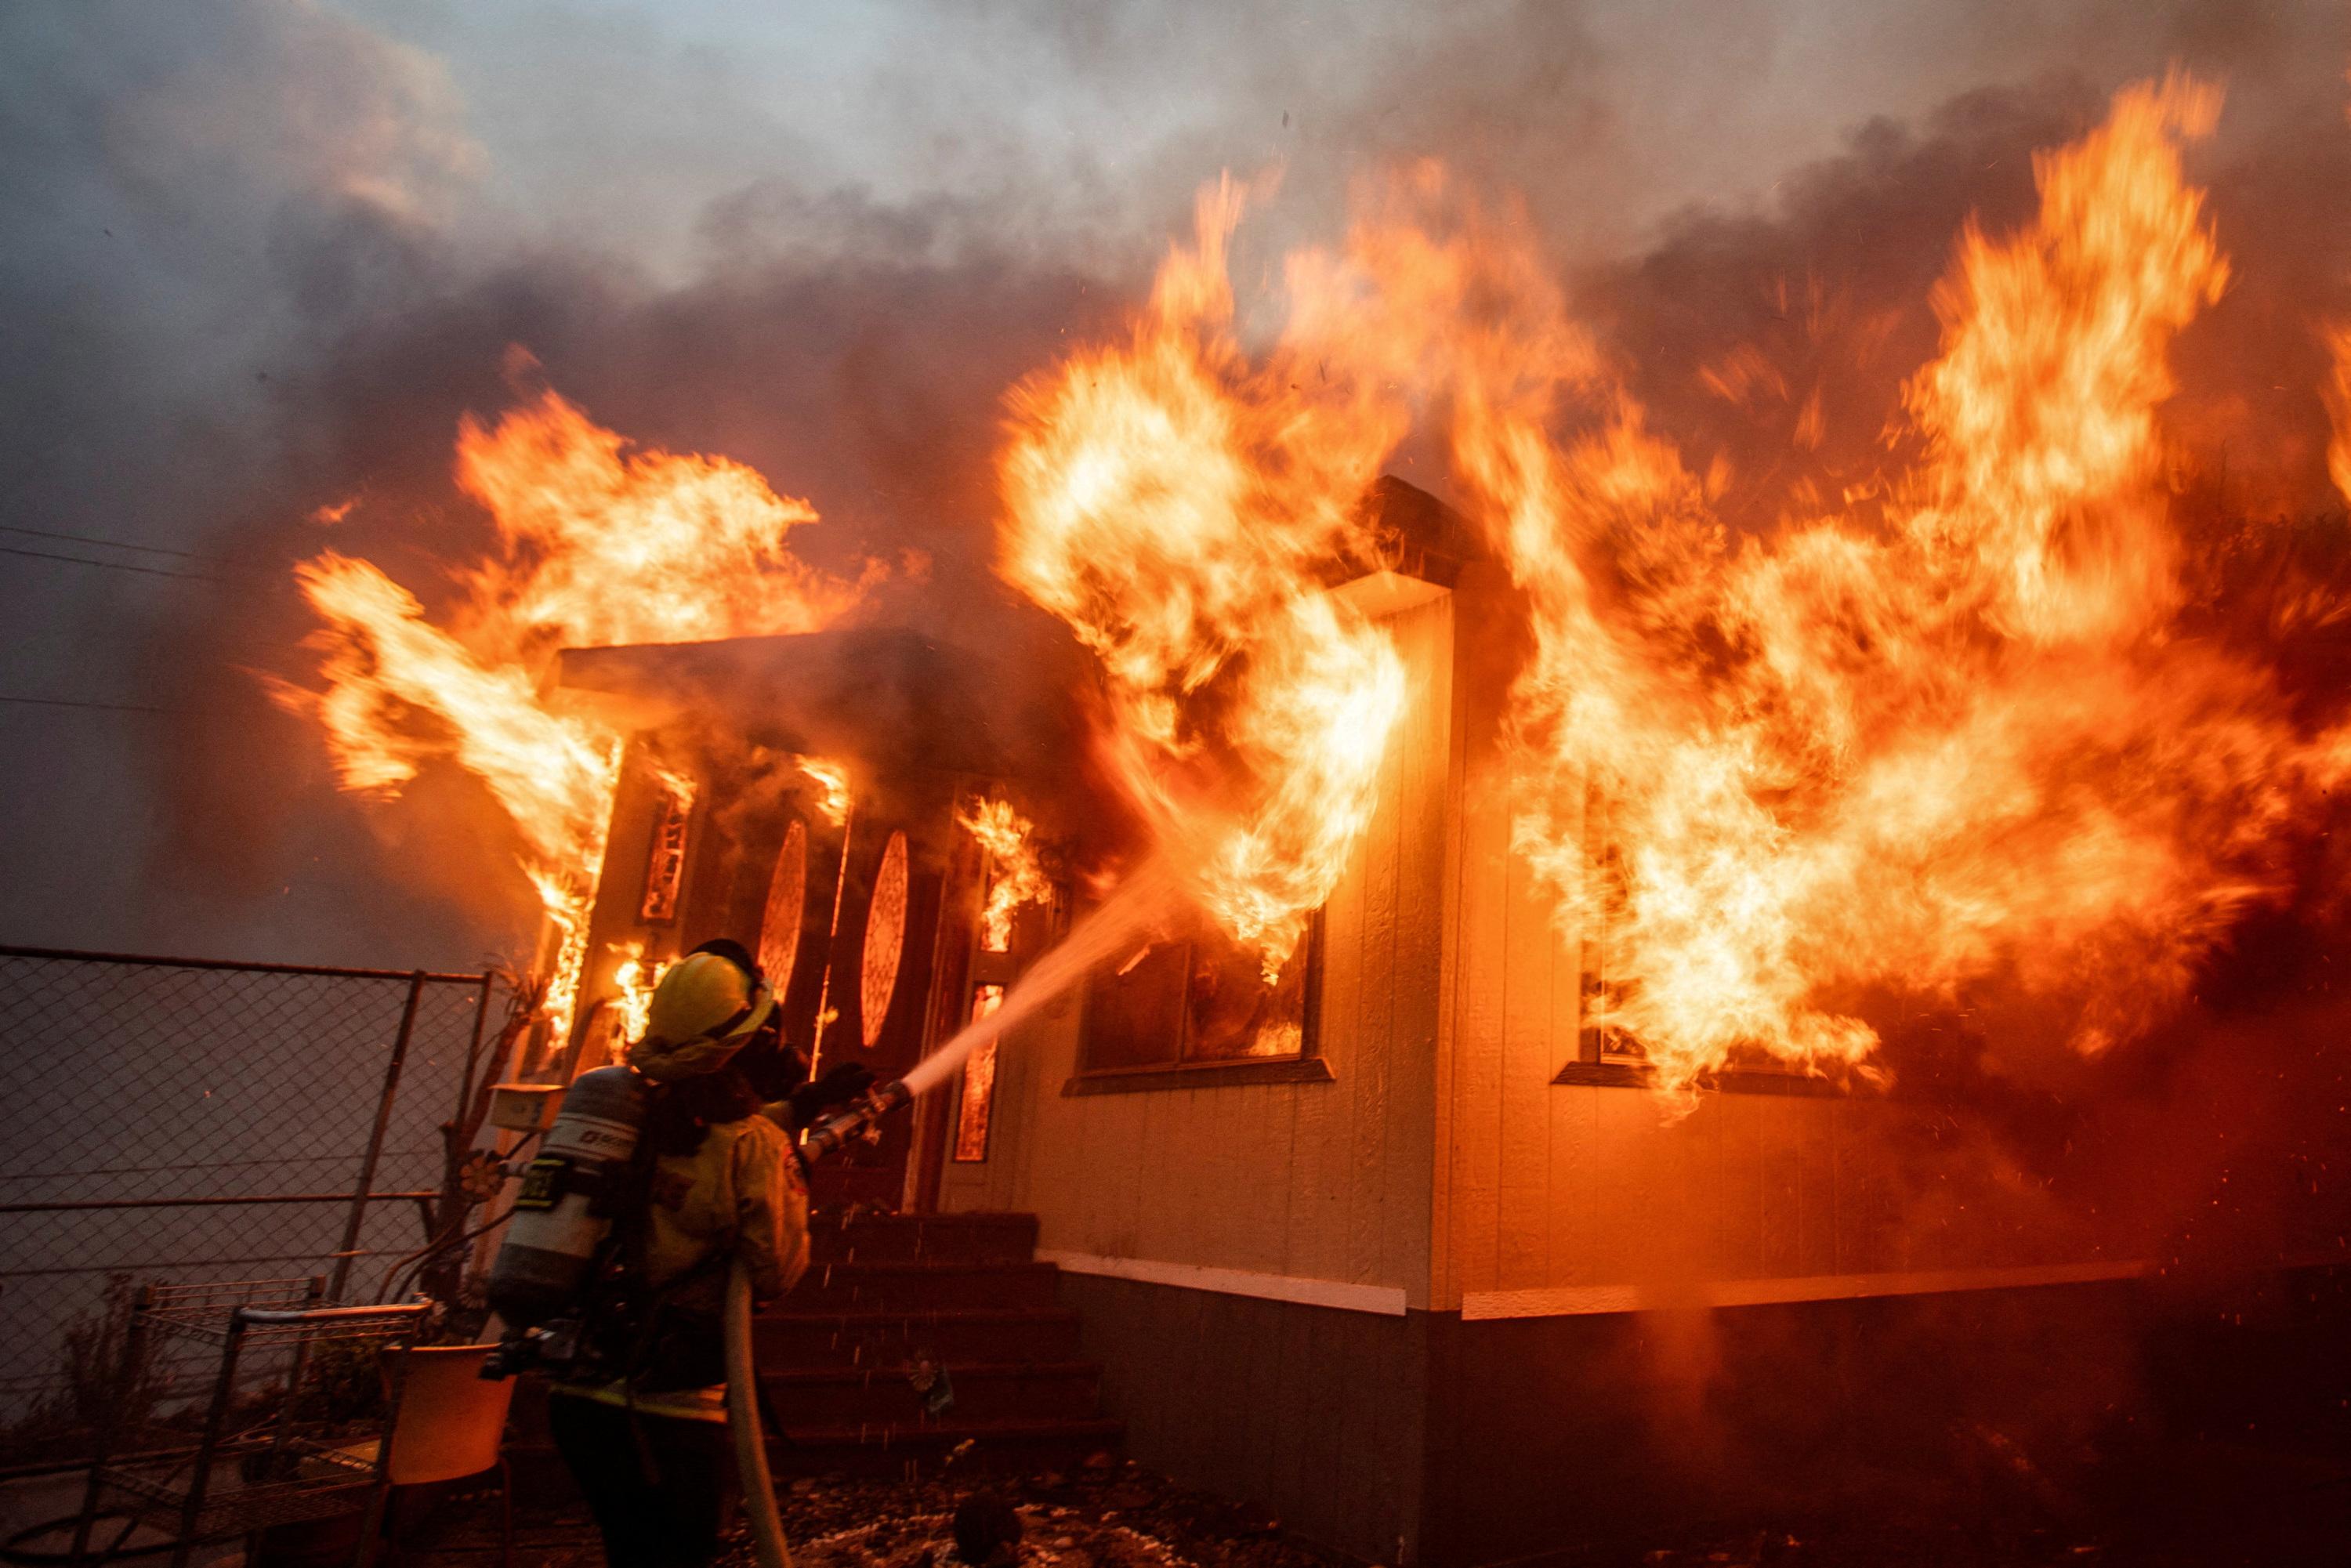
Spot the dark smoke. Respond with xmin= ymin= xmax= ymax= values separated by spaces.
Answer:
xmin=1576 ymin=69 xmax=2351 ymax=532
xmin=8 ymin=0 xmax=2348 ymax=967
xmin=137 ymin=223 xmax=1123 ymax=972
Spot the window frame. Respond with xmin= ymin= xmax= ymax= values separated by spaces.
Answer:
xmin=951 ymin=983 xmax=1005 ymax=1161
xmin=1549 ymin=791 xmax=1855 ymax=1099
xmin=1061 ymin=908 xmax=1335 ymax=1097
xmin=636 ymin=773 xmax=697 ymax=925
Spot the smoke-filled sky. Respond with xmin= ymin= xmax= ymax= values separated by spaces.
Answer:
xmin=2 ymin=0 xmax=2346 ymax=971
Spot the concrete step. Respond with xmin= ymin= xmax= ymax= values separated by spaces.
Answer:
xmin=762 ymin=1360 xmax=1103 ymax=1425
xmin=770 ymin=1416 xmax=1125 ymax=1479
xmin=754 ymin=1307 xmax=1084 ymax=1370
xmin=806 ymin=1211 xmax=1038 ymax=1266
xmin=789 ymin=1259 xmax=1062 ymax=1313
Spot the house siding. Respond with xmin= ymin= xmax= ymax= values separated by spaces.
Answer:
xmin=937 ymin=590 xmax=1455 ymax=1307
xmin=930 ymin=561 xmax=2148 ymax=1567
xmin=1060 ymin=1274 xmax=1428 ymax=1567
xmin=1428 ymin=570 xmax=2115 ymax=1312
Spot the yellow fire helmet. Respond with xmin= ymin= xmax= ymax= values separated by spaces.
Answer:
xmin=629 ymin=951 xmax=775 ymax=1082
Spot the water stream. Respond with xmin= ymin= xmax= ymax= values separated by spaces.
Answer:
xmin=898 ymin=862 xmax=1176 ymax=1099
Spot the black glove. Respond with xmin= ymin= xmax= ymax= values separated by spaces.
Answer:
xmin=788 ymin=1061 xmax=875 ymax=1124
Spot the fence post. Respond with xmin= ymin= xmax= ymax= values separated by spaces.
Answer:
xmin=169 ymin=1311 xmax=246 ymax=1568
xmin=454 ymin=972 xmax=495 ymax=1125
xmin=67 ymin=1281 xmax=153 ymax=1564
xmin=331 ymin=972 xmax=424 ymax=1301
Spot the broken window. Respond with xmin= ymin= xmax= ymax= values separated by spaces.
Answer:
xmin=1575 ymin=790 xmax=1643 ymax=1068
xmin=1077 ymin=906 xmax=1317 ymax=1073
xmin=1566 ymin=786 xmax=1799 ymax=1081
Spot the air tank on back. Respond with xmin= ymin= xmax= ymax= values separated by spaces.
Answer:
xmin=485 ymin=1065 xmax=647 ymax=1329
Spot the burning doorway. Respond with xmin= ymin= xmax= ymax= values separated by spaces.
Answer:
xmin=552 ymin=626 xmax=1057 ymax=1208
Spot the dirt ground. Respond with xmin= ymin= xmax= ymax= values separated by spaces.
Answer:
xmin=383 ymin=1439 xmax=2351 ymax=1568
xmin=404 ymin=1459 xmax=1324 ymax=1568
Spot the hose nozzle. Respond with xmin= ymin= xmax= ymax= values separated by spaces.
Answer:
xmin=797 ymin=1077 xmax=912 ymax=1163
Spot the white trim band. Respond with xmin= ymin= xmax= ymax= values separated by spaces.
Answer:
xmin=1461 ymin=1258 xmax=2150 ymax=1320
xmin=1038 ymin=1250 xmax=1410 ymax=1317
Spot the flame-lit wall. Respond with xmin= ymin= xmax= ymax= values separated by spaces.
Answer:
xmin=936 ymin=581 xmax=1453 ymax=1305
xmin=940 ymin=562 xmax=2117 ymax=1315
xmin=540 ymin=581 xmax=2320 ymax=1566
xmin=929 ymin=561 xmax=2165 ymax=1564
xmin=1429 ymin=578 xmax=2121 ymax=1319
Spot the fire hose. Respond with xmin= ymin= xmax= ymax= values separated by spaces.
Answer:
xmin=719 ymin=1077 xmax=910 ymax=1568
xmin=725 ymin=1258 xmax=791 ymax=1568
xmin=719 ymin=1079 xmax=914 ymax=1568
xmin=487 ymin=871 xmax=1170 ymax=1568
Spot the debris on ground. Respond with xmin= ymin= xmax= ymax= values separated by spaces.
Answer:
xmin=398 ymin=1462 xmax=1326 ymax=1568
xmin=389 ymin=1435 xmax=2351 ymax=1568
xmin=733 ymin=1463 xmax=1316 ymax=1568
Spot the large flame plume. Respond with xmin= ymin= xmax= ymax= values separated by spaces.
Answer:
xmin=279 ymin=387 xmax=871 ymax=1041
xmin=1005 ymin=74 xmax=2351 ymax=1093
xmin=279 ymin=73 xmax=2351 ymax=1103
xmin=1313 ymin=74 xmax=2351 ymax=1089
xmin=998 ymin=178 xmax=1410 ymax=969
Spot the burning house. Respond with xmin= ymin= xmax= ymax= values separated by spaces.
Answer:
xmin=538 ymin=479 xmax=2256 ymax=1565
xmin=274 ymin=66 xmax=2351 ymax=1568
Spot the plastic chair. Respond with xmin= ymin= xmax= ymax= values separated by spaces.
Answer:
xmin=351 ymin=1343 xmax=517 ymax=1568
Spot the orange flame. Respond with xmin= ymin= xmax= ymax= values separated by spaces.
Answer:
xmin=794 ymin=755 xmax=853 ymax=826
xmin=998 ymin=177 xmax=1409 ymax=968
xmin=956 ymin=797 xmax=1052 ymax=952
xmin=1005 ymin=74 xmax=2351 ymax=1093
xmin=1901 ymin=74 xmax=2226 ymax=643
xmin=606 ymin=938 xmax=673 ymax=1050
xmin=1308 ymin=74 xmax=2341 ymax=1091
xmin=2326 ymin=322 xmax=2351 ymax=509
xmin=281 ymin=387 xmax=868 ymax=1043
xmin=283 ymin=552 xmax=623 ymax=1044
xmin=2335 ymin=71 xmax=2351 ymax=512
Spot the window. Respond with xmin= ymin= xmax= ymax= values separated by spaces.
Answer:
xmin=1557 ymin=790 xmax=1660 ymax=1082
xmin=757 ymin=820 xmax=807 ymax=992
xmin=953 ymin=984 xmax=1004 ymax=1161
xmin=859 ymin=830 xmax=910 ymax=1048
xmin=1575 ymin=800 xmax=1643 ymax=1069
xmin=1554 ymin=790 xmax=1836 ymax=1096
xmin=637 ymin=774 xmax=696 ymax=924
xmin=1074 ymin=905 xmax=1321 ymax=1077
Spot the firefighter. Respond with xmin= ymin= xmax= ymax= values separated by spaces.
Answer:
xmin=694 ymin=938 xmax=875 ymax=1130
xmin=542 ymin=942 xmax=860 ymax=1568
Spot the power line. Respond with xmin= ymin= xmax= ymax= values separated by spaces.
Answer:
xmin=0 ymin=694 xmax=174 ymax=715
xmin=0 ymin=522 xmax=212 ymax=561
xmin=0 ymin=541 xmax=220 ymax=583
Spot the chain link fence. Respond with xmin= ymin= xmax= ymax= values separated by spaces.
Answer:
xmin=0 ymin=947 xmax=506 ymax=1460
